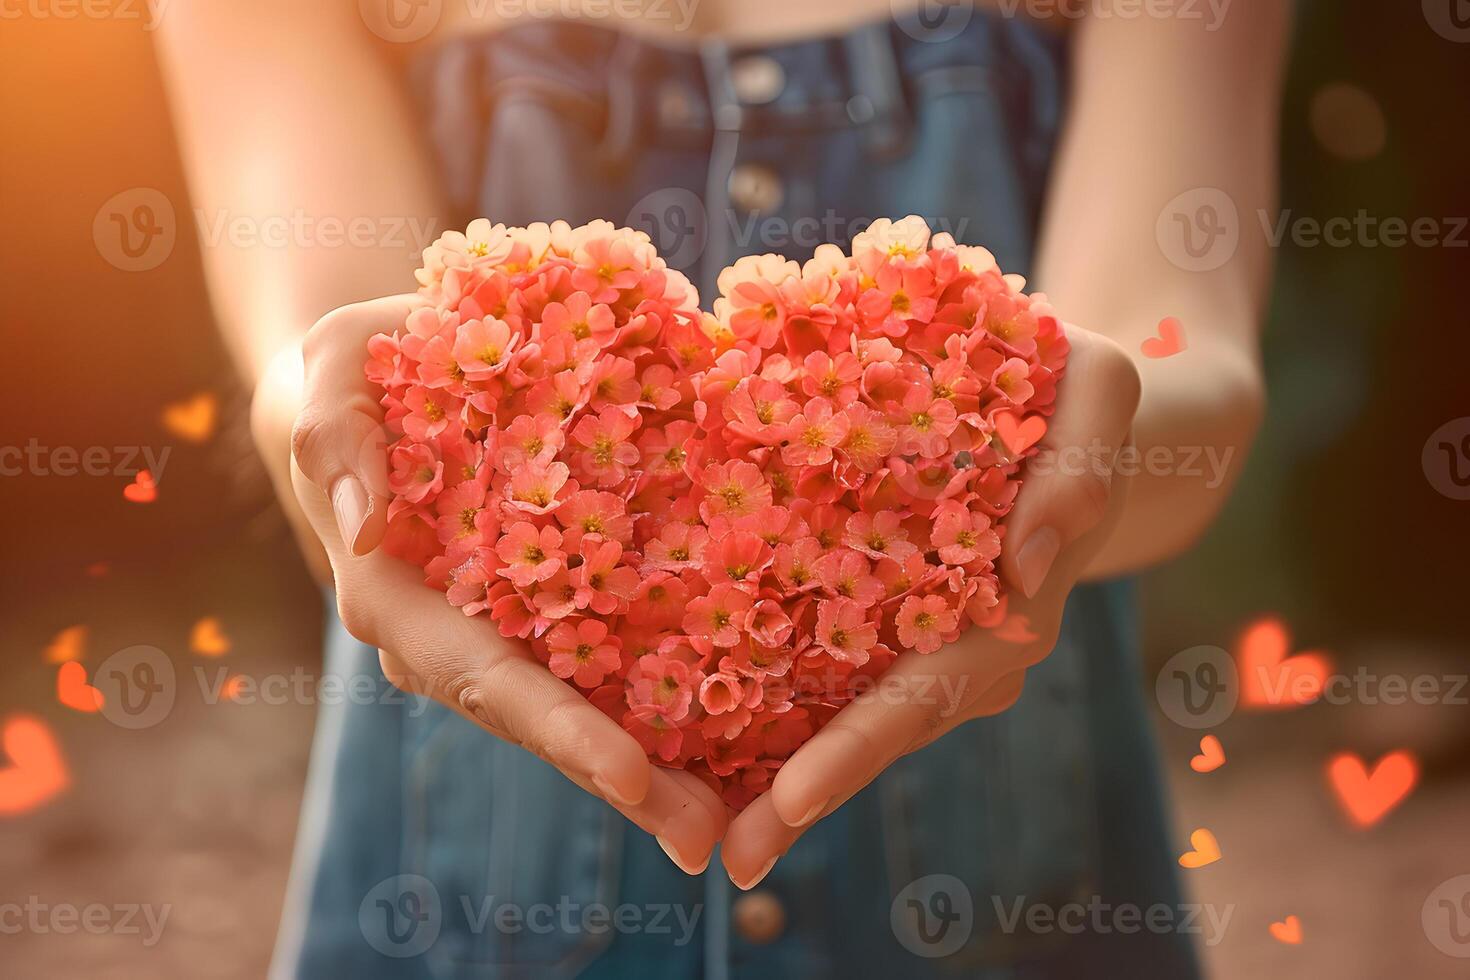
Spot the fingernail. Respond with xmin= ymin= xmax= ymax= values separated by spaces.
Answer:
xmin=730 ymin=857 xmax=777 ymax=891
xmin=331 ymin=477 xmax=369 ymax=553
xmin=790 ymin=798 xmax=828 ymax=828
xmin=1017 ymin=527 xmax=1061 ymax=598
xmin=657 ymin=836 xmax=710 ymax=877
xmin=593 ymin=774 xmax=637 ymax=808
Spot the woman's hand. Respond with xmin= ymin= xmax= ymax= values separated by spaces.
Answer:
xmin=286 ymin=295 xmax=729 ymax=876
xmin=720 ymin=325 xmax=1143 ymax=889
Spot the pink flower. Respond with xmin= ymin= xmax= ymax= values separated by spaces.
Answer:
xmin=801 ymin=351 xmax=861 ymax=402
xmin=698 ymin=461 xmax=772 ymax=522
xmin=626 ymin=653 xmax=695 ymax=725
xmin=571 ymin=408 xmax=640 ymax=486
xmin=541 ymin=292 xmax=616 ymax=347
xmin=892 ymin=387 xmax=959 ymax=459
xmin=896 ymin=594 xmax=958 ymax=654
xmin=814 ymin=598 xmax=879 ymax=665
xmin=684 ymin=583 xmax=754 ymax=647
xmin=644 ymin=522 xmax=710 ymax=572
xmin=932 ymin=506 xmax=1001 ymax=566
xmin=844 ymin=511 xmax=919 ymax=562
xmin=815 ymin=549 xmax=884 ymax=607
xmin=556 ymin=490 xmax=633 ymax=549
xmin=452 ymin=317 xmax=518 ymax=380
xmin=572 ymin=540 xmax=640 ymax=615
xmin=546 ymin=619 xmax=621 ymax=688
xmin=781 ymin=398 xmax=850 ymax=467
xmin=498 ymin=413 xmax=564 ymax=471
xmin=700 ymin=530 xmax=773 ymax=588
xmin=836 ymin=404 xmax=898 ymax=472
xmin=495 ymin=522 xmax=565 ymax=587
xmin=503 ymin=461 xmax=571 ymax=515
xmin=389 ymin=442 xmax=443 ymax=504
xmin=435 ymin=480 xmax=497 ymax=554
xmin=724 ymin=378 xmax=800 ymax=446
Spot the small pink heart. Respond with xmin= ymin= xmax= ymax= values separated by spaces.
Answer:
xmin=1141 ymin=317 xmax=1186 ymax=359
xmin=994 ymin=413 xmax=1046 ymax=455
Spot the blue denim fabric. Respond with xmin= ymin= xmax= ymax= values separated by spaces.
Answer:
xmin=271 ymin=12 xmax=1198 ymax=979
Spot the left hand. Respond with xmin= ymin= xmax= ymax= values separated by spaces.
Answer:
xmin=720 ymin=324 xmax=1143 ymax=889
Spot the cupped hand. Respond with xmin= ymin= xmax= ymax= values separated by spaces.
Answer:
xmin=288 ymin=295 xmax=728 ymax=875
xmin=720 ymin=324 xmax=1142 ymax=889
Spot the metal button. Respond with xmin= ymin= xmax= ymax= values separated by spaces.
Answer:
xmin=727 ymin=163 xmax=783 ymax=213
xmin=729 ymin=54 xmax=786 ymax=105
xmin=732 ymin=890 xmax=785 ymax=944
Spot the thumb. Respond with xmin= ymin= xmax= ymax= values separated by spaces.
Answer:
xmin=1000 ymin=325 xmax=1141 ymax=597
xmin=291 ymin=296 xmax=417 ymax=555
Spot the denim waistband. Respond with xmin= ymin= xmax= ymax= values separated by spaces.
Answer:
xmin=410 ymin=10 xmax=1067 ymax=167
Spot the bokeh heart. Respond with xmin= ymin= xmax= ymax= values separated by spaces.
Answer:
xmin=368 ymin=217 xmax=1068 ymax=807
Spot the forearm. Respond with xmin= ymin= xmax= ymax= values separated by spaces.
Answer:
xmin=1034 ymin=2 xmax=1287 ymax=576
xmin=153 ymin=1 xmax=443 ymax=570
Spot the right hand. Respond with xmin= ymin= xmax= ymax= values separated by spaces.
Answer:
xmin=287 ymin=294 xmax=728 ymax=875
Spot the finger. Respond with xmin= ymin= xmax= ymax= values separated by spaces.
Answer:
xmin=291 ymin=294 xmax=420 ymax=555
xmin=767 ymin=640 xmax=1007 ymax=830
xmin=329 ymin=536 xmax=655 ymax=812
xmin=724 ymin=664 xmax=1032 ymax=884
xmin=1001 ymin=324 xmax=1141 ymax=597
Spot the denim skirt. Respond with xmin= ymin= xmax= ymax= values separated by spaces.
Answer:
xmin=271 ymin=11 xmax=1199 ymax=979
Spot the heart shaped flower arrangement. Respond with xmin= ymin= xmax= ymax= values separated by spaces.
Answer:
xmin=367 ymin=215 xmax=1067 ymax=807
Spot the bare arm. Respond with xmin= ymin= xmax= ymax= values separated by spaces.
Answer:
xmin=1034 ymin=2 xmax=1288 ymax=576
xmin=153 ymin=0 xmax=444 ymax=566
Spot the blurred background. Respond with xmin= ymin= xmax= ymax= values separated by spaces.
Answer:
xmin=1 ymin=1 xmax=1467 ymax=977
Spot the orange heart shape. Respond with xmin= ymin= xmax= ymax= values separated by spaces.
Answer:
xmin=1327 ymin=750 xmax=1418 ymax=829
xmin=43 ymin=625 xmax=87 ymax=664
xmin=992 ymin=613 xmax=1038 ymax=644
xmin=993 ymin=412 xmax=1047 ymax=456
xmin=1140 ymin=316 xmax=1187 ymax=359
xmin=1269 ymin=915 xmax=1303 ymax=944
xmin=1177 ymin=828 xmax=1221 ymax=868
xmin=1237 ymin=616 xmax=1331 ymax=709
xmin=0 ymin=716 xmax=70 ymax=815
xmin=161 ymin=392 xmax=218 ymax=443
xmin=56 ymin=662 xmax=104 ymax=713
xmin=190 ymin=616 xmax=231 ymax=657
xmin=123 ymin=469 xmax=157 ymax=504
xmin=1190 ymin=734 xmax=1226 ymax=773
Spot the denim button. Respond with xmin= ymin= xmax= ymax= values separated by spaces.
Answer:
xmin=732 ymin=890 xmax=785 ymax=944
xmin=729 ymin=54 xmax=785 ymax=105
xmin=727 ymin=163 xmax=783 ymax=213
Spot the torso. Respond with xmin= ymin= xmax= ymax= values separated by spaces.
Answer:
xmin=422 ymin=0 xmax=1073 ymax=48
